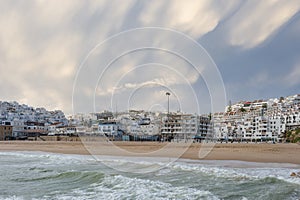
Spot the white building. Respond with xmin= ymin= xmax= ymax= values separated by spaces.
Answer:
xmin=11 ymin=119 xmax=25 ymax=137
xmin=129 ymin=118 xmax=160 ymax=136
xmin=161 ymin=113 xmax=212 ymax=142
xmin=98 ymin=122 xmax=119 ymax=136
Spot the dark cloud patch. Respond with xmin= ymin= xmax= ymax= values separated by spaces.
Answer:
xmin=200 ymin=11 xmax=300 ymax=104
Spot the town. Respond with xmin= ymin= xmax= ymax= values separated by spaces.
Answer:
xmin=0 ymin=94 xmax=299 ymax=143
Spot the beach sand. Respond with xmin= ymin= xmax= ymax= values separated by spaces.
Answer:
xmin=1 ymin=140 xmax=300 ymax=164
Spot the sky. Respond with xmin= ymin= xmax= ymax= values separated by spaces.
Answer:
xmin=0 ymin=0 xmax=299 ymax=115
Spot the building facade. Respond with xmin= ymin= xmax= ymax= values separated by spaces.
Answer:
xmin=0 ymin=125 xmax=13 ymax=140
xmin=161 ymin=113 xmax=212 ymax=142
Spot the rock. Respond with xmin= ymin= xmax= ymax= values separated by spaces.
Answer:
xmin=291 ymin=172 xmax=297 ymax=177
xmin=290 ymin=172 xmax=300 ymax=177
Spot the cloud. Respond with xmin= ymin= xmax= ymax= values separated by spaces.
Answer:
xmin=0 ymin=0 xmax=136 ymax=113
xmin=75 ymin=44 xmax=206 ymax=114
xmin=139 ymin=0 xmax=240 ymax=38
xmin=226 ymin=0 xmax=300 ymax=48
xmin=284 ymin=63 xmax=300 ymax=86
xmin=0 ymin=0 xmax=298 ymax=115
xmin=247 ymin=70 xmax=272 ymax=87
xmin=0 ymin=1 xmax=82 ymax=111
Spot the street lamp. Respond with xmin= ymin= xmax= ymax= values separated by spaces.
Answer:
xmin=166 ymin=92 xmax=170 ymax=117
xmin=165 ymin=92 xmax=171 ymax=142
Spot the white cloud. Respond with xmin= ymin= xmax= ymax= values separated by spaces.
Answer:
xmin=89 ymin=54 xmax=203 ymax=113
xmin=139 ymin=0 xmax=240 ymax=38
xmin=0 ymin=0 xmax=136 ymax=113
xmin=0 ymin=0 xmax=297 ymax=114
xmin=226 ymin=0 xmax=300 ymax=48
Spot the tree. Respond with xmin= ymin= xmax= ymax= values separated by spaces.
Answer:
xmin=227 ymin=100 xmax=232 ymax=113
xmin=227 ymin=106 xmax=232 ymax=113
xmin=279 ymin=97 xmax=284 ymax=103
xmin=239 ymin=107 xmax=246 ymax=112
xmin=285 ymin=128 xmax=300 ymax=143
xmin=208 ymin=112 xmax=212 ymax=121
xmin=262 ymin=103 xmax=267 ymax=108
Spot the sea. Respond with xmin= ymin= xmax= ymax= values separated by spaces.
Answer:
xmin=0 ymin=151 xmax=300 ymax=200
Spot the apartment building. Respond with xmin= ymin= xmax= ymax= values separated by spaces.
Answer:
xmin=161 ymin=113 xmax=212 ymax=142
xmin=0 ymin=125 xmax=13 ymax=140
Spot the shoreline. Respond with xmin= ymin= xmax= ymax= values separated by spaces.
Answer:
xmin=1 ymin=141 xmax=300 ymax=165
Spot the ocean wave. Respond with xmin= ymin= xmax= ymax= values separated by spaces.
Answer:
xmin=53 ymin=174 xmax=220 ymax=200
xmin=0 ymin=196 xmax=24 ymax=200
xmin=170 ymin=162 xmax=300 ymax=185
xmin=12 ymin=171 xmax=105 ymax=186
xmin=1 ymin=150 xmax=300 ymax=200
xmin=3 ymin=152 xmax=300 ymax=183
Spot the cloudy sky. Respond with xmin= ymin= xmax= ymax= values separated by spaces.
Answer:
xmin=0 ymin=0 xmax=299 ymax=115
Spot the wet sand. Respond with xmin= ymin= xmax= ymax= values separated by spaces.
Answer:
xmin=0 ymin=141 xmax=300 ymax=164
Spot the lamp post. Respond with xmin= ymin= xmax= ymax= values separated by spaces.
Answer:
xmin=166 ymin=92 xmax=170 ymax=117
xmin=165 ymin=92 xmax=171 ymax=142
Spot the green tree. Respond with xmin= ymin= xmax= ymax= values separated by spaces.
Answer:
xmin=239 ymin=107 xmax=246 ymax=112
xmin=262 ymin=103 xmax=267 ymax=109
xmin=285 ymin=128 xmax=300 ymax=143
xmin=227 ymin=106 xmax=232 ymax=113
xmin=208 ymin=112 xmax=212 ymax=121
xmin=227 ymin=100 xmax=232 ymax=113
xmin=279 ymin=97 xmax=284 ymax=103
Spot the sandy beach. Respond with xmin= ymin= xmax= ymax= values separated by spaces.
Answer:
xmin=1 ymin=140 xmax=300 ymax=164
